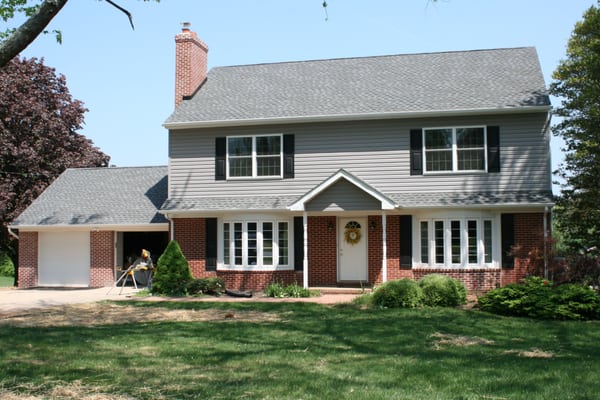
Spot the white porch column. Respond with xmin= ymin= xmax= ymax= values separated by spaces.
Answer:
xmin=303 ymin=211 xmax=309 ymax=289
xmin=382 ymin=211 xmax=387 ymax=283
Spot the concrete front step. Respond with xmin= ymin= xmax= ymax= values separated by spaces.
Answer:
xmin=311 ymin=287 xmax=372 ymax=295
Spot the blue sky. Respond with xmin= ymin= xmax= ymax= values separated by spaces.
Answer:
xmin=20 ymin=0 xmax=597 ymax=190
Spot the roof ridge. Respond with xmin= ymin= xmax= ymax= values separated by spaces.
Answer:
xmin=209 ymin=46 xmax=536 ymax=71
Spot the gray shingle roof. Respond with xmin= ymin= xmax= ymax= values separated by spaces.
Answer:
xmin=165 ymin=47 xmax=549 ymax=127
xmin=11 ymin=166 xmax=168 ymax=227
xmin=161 ymin=195 xmax=299 ymax=212
xmin=389 ymin=191 xmax=554 ymax=208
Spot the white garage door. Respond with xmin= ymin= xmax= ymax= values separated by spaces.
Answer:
xmin=39 ymin=231 xmax=90 ymax=287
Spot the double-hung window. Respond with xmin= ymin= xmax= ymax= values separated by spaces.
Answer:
xmin=227 ymin=135 xmax=282 ymax=178
xmin=423 ymin=127 xmax=486 ymax=172
xmin=222 ymin=219 xmax=290 ymax=269
xmin=419 ymin=217 xmax=495 ymax=267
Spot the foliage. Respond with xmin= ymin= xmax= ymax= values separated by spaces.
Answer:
xmin=550 ymin=2 xmax=600 ymax=255
xmin=418 ymin=274 xmax=467 ymax=307
xmin=372 ymin=279 xmax=423 ymax=308
xmin=478 ymin=276 xmax=600 ymax=320
xmin=185 ymin=277 xmax=225 ymax=296
xmin=264 ymin=281 xmax=312 ymax=298
xmin=152 ymin=240 xmax=193 ymax=296
xmin=0 ymin=57 xmax=109 ymax=260
xmin=0 ymin=252 xmax=14 ymax=276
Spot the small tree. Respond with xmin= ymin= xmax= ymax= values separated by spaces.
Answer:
xmin=152 ymin=240 xmax=193 ymax=296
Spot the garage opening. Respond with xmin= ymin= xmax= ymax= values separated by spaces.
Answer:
xmin=117 ymin=232 xmax=169 ymax=269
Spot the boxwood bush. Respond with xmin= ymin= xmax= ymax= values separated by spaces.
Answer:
xmin=478 ymin=276 xmax=600 ymax=320
xmin=152 ymin=240 xmax=193 ymax=296
xmin=418 ymin=274 xmax=467 ymax=307
xmin=372 ymin=279 xmax=423 ymax=309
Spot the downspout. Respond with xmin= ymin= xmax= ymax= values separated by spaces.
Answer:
xmin=544 ymin=206 xmax=548 ymax=280
xmin=7 ymin=226 xmax=19 ymax=240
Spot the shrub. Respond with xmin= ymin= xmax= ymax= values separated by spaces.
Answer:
xmin=418 ymin=274 xmax=467 ymax=307
xmin=264 ymin=281 xmax=312 ymax=298
xmin=152 ymin=240 xmax=193 ymax=296
xmin=372 ymin=279 xmax=423 ymax=309
xmin=0 ymin=253 xmax=14 ymax=277
xmin=478 ymin=276 xmax=600 ymax=320
xmin=186 ymin=277 xmax=226 ymax=296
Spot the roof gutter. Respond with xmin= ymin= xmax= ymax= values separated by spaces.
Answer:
xmin=7 ymin=226 xmax=18 ymax=240
xmin=163 ymin=105 xmax=552 ymax=130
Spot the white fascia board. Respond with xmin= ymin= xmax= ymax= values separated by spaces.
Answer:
xmin=163 ymin=106 xmax=552 ymax=130
xmin=12 ymin=223 xmax=169 ymax=232
xmin=289 ymin=169 xmax=396 ymax=211
xmin=397 ymin=202 xmax=554 ymax=211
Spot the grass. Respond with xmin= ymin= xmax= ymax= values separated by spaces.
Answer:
xmin=0 ymin=275 xmax=13 ymax=287
xmin=1 ymin=301 xmax=600 ymax=399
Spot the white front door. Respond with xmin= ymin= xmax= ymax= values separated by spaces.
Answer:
xmin=338 ymin=217 xmax=368 ymax=281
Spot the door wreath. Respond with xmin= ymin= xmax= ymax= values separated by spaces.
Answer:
xmin=344 ymin=221 xmax=362 ymax=245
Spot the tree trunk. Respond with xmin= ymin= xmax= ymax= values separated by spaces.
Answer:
xmin=0 ymin=0 xmax=69 ymax=68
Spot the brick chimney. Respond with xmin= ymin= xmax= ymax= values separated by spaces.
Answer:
xmin=174 ymin=22 xmax=208 ymax=107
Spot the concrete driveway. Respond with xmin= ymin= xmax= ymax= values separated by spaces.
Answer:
xmin=0 ymin=286 xmax=139 ymax=313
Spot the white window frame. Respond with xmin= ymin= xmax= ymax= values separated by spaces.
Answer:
xmin=219 ymin=216 xmax=293 ymax=271
xmin=415 ymin=212 xmax=499 ymax=268
xmin=422 ymin=126 xmax=487 ymax=173
xmin=226 ymin=134 xmax=283 ymax=179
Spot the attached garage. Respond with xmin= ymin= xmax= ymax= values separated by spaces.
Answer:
xmin=10 ymin=166 xmax=169 ymax=288
xmin=38 ymin=231 xmax=90 ymax=287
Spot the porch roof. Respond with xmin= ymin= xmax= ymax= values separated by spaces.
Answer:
xmin=389 ymin=191 xmax=555 ymax=209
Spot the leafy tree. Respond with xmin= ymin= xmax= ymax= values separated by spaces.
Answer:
xmin=550 ymin=2 xmax=600 ymax=254
xmin=0 ymin=57 xmax=109 ymax=264
xmin=153 ymin=240 xmax=193 ymax=296
xmin=0 ymin=0 xmax=159 ymax=68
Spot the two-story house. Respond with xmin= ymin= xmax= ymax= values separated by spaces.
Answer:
xmin=11 ymin=25 xmax=553 ymax=291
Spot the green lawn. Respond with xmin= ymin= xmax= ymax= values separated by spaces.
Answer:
xmin=0 ymin=275 xmax=13 ymax=287
xmin=1 ymin=301 xmax=600 ymax=399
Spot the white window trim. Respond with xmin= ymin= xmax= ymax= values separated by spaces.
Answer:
xmin=422 ymin=126 xmax=488 ymax=174
xmin=218 ymin=216 xmax=293 ymax=271
xmin=226 ymin=134 xmax=283 ymax=179
xmin=413 ymin=211 xmax=500 ymax=269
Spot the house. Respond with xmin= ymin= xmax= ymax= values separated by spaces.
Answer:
xmin=11 ymin=24 xmax=553 ymax=291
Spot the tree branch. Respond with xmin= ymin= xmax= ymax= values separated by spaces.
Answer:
xmin=0 ymin=0 xmax=69 ymax=68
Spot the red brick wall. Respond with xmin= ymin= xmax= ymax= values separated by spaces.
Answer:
xmin=175 ymin=27 xmax=208 ymax=107
xmin=307 ymin=216 xmax=338 ymax=286
xmin=17 ymin=231 xmax=38 ymax=288
xmin=173 ymin=218 xmax=206 ymax=278
xmin=90 ymin=231 xmax=114 ymax=287
xmin=369 ymin=215 xmax=414 ymax=285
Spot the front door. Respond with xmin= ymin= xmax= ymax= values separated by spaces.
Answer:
xmin=338 ymin=217 xmax=368 ymax=281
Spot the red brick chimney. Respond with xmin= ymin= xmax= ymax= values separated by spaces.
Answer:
xmin=174 ymin=22 xmax=208 ymax=107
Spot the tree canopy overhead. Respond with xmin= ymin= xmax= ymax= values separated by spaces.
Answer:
xmin=0 ymin=56 xmax=109 ymax=257
xmin=550 ymin=1 xmax=600 ymax=253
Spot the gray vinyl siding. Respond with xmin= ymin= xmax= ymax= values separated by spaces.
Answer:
xmin=306 ymin=179 xmax=382 ymax=212
xmin=168 ymin=112 xmax=551 ymax=199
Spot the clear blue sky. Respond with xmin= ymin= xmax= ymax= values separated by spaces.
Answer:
xmin=20 ymin=0 xmax=597 ymax=191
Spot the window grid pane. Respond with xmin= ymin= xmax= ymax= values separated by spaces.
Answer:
xmin=223 ymin=223 xmax=230 ymax=265
xmin=278 ymin=222 xmax=289 ymax=265
xmin=458 ymin=149 xmax=485 ymax=170
xmin=456 ymin=128 xmax=484 ymax=148
xmin=256 ymin=136 xmax=280 ymax=155
xmin=229 ymin=157 xmax=252 ymax=177
xmin=425 ymin=150 xmax=453 ymax=171
xmin=425 ymin=129 xmax=453 ymax=149
xmin=247 ymin=222 xmax=257 ymax=266
xmin=263 ymin=222 xmax=273 ymax=265
xmin=257 ymin=156 xmax=281 ymax=176
xmin=434 ymin=221 xmax=444 ymax=264
xmin=228 ymin=137 xmax=252 ymax=156
xmin=468 ymin=220 xmax=478 ymax=264
xmin=484 ymin=220 xmax=492 ymax=263
xmin=451 ymin=220 xmax=461 ymax=264
xmin=234 ymin=223 xmax=243 ymax=265
xmin=420 ymin=221 xmax=429 ymax=264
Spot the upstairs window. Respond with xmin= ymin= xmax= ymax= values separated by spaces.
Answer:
xmin=423 ymin=127 xmax=486 ymax=173
xmin=227 ymin=135 xmax=282 ymax=178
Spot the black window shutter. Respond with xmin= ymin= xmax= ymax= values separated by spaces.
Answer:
xmin=215 ymin=137 xmax=226 ymax=180
xmin=487 ymin=126 xmax=500 ymax=173
xmin=501 ymin=213 xmax=515 ymax=268
xmin=205 ymin=218 xmax=217 ymax=271
xmin=400 ymin=215 xmax=413 ymax=269
xmin=294 ymin=216 xmax=304 ymax=271
xmin=410 ymin=129 xmax=423 ymax=175
xmin=283 ymin=134 xmax=295 ymax=179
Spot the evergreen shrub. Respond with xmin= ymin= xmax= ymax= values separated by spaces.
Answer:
xmin=418 ymin=274 xmax=467 ymax=307
xmin=152 ymin=240 xmax=193 ymax=296
xmin=372 ymin=279 xmax=423 ymax=308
